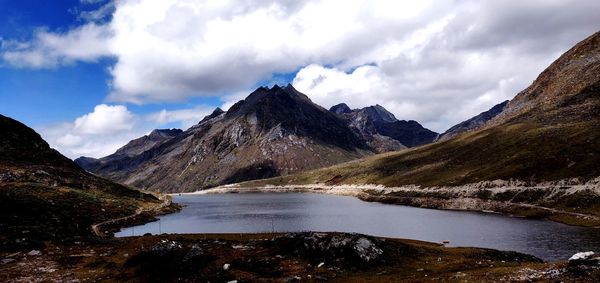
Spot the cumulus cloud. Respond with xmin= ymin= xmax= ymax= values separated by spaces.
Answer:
xmin=1 ymin=23 xmax=111 ymax=68
xmin=4 ymin=0 xmax=600 ymax=130
xmin=73 ymin=104 xmax=136 ymax=135
xmin=38 ymin=104 xmax=212 ymax=159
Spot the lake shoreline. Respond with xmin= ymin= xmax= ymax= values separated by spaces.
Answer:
xmin=179 ymin=177 xmax=600 ymax=227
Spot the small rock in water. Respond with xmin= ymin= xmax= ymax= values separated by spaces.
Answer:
xmin=27 ymin=250 xmax=41 ymax=256
xmin=223 ymin=263 xmax=231 ymax=271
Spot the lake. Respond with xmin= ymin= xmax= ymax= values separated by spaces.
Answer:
xmin=116 ymin=193 xmax=600 ymax=261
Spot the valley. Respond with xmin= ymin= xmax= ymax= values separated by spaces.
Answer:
xmin=1 ymin=8 xmax=600 ymax=281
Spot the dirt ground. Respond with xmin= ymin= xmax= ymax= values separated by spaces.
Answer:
xmin=1 ymin=232 xmax=598 ymax=282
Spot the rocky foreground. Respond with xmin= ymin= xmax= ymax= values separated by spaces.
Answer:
xmin=2 ymin=232 xmax=598 ymax=282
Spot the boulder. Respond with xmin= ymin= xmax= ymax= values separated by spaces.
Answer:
xmin=273 ymin=232 xmax=384 ymax=266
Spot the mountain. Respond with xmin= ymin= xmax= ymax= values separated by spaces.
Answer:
xmin=0 ymin=114 xmax=161 ymax=247
xmin=330 ymin=104 xmax=438 ymax=149
xmin=361 ymin=104 xmax=399 ymax=123
xmin=328 ymin=103 xmax=404 ymax=153
xmin=249 ymin=31 xmax=600 ymax=187
xmin=77 ymin=85 xmax=374 ymax=193
xmin=329 ymin=103 xmax=352 ymax=114
xmin=76 ymin=128 xmax=183 ymax=179
xmin=436 ymin=100 xmax=509 ymax=141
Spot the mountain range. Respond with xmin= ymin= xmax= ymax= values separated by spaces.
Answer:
xmin=330 ymin=103 xmax=438 ymax=150
xmin=75 ymin=85 xmax=439 ymax=192
xmin=66 ymin=31 xmax=600 ymax=196
xmin=247 ymin=31 xmax=600 ymax=187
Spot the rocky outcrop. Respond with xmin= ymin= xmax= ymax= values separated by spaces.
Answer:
xmin=274 ymin=232 xmax=384 ymax=265
xmin=436 ymin=100 xmax=508 ymax=141
xmin=567 ymin=251 xmax=600 ymax=276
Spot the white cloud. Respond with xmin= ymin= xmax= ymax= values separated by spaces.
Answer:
xmin=1 ymin=23 xmax=111 ymax=68
xmin=56 ymin=134 xmax=83 ymax=147
xmin=4 ymin=0 xmax=600 ymax=130
xmin=73 ymin=104 xmax=136 ymax=135
xmin=148 ymin=106 xmax=214 ymax=130
xmin=38 ymin=104 xmax=213 ymax=159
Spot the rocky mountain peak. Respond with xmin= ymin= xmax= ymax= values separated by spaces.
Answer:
xmin=362 ymin=104 xmax=398 ymax=123
xmin=148 ymin=129 xmax=183 ymax=139
xmin=222 ymin=84 xmax=367 ymax=150
xmin=330 ymin=103 xmax=352 ymax=114
xmin=108 ymin=128 xmax=182 ymax=158
xmin=329 ymin=104 xmax=437 ymax=148
xmin=199 ymin=107 xmax=225 ymax=124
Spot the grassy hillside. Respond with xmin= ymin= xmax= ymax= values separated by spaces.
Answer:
xmin=246 ymin=120 xmax=600 ymax=187
xmin=0 ymin=114 xmax=166 ymax=250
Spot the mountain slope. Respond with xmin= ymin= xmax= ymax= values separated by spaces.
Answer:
xmin=78 ymin=85 xmax=374 ymax=192
xmin=248 ymin=31 xmax=600 ymax=188
xmin=436 ymin=100 xmax=508 ymax=141
xmin=0 ymin=114 xmax=161 ymax=248
xmin=75 ymin=128 xmax=183 ymax=177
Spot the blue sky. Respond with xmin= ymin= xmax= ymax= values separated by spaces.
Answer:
xmin=1 ymin=0 xmax=599 ymax=158
xmin=0 ymin=0 xmax=101 ymax=124
xmin=0 ymin=0 xmax=300 ymax=127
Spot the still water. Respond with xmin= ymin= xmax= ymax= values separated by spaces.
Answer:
xmin=116 ymin=193 xmax=600 ymax=261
